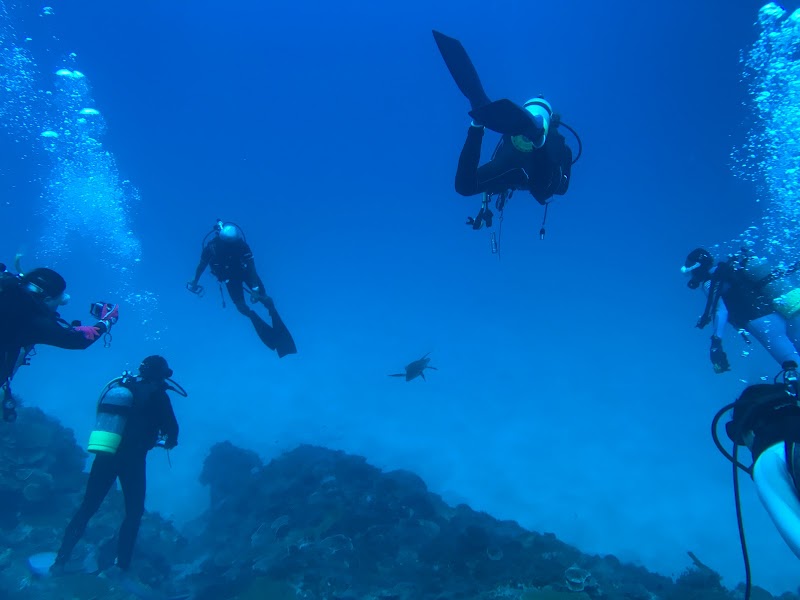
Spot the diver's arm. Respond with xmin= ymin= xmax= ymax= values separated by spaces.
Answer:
xmin=159 ymin=394 xmax=179 ymax=448
xmin=192 ymin=245 xmax=212 ymax=283
xmin=29 ymin=316 xmax=107 ymax=350
xmin=697 ymin=278 xmax=721 ymax=330
xmin=703 ymin=277 xmax=729 ymax=337
xmin=713 ymin=299 xmax=730 ymax=339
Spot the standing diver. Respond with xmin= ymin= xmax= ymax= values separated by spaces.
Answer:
xmin=432 ymin=30 xmax=581 ymax=240
xmin=683 ymin=248 xmax=800 ymax=373
xmin=0 ymin=260 xmax=119 ymax=422
xmin=712 ymin=362 xmax=800 ymax=599
xmin=186 ymin=220 xmax=297 ymax=358
xmin=51 ymin=355 xmax=184 ymax=576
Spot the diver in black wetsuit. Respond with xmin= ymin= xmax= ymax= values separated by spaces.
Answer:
xmin=52 ymin=355 xmax=181 ymax=575
xmin=0 ymin=264 xmax=119 ymax=422
xmin=432 ymin=30 xmax=580 ymax=236
xmin=186 ymin=220 xmax=297 ymax=358
xmin=683 ymin=248 xmax=800 ymax=373
xmin=455 ymin=98 xmax=573 ymax=211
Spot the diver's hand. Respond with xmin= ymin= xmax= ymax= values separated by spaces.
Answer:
xmin=95 ymin=303 xmax=119 ymax=331
xmin=74 ymin=325 xmax=101 ymax=341
xmin=157 ymin=436 xmax=177 ymax=450
xmin=710 ymin=336 xmax=730 ymax=374
xmin=186 ymin=281 xmax=203 ymax=295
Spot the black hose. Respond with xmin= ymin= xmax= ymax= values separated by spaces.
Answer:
xmin=711 ymin=402 xmax=753 ymax=599
xmin=732 ymin=444 xmax=752 ymax=600
xmin=711 ymin=403 xmax=753 ymax=475
xmin=559 ymin=121 xmax=583 ymax=164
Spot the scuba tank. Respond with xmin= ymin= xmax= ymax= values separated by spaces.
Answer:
xmin=737 ymin=253 xmax=800 ymax=319
xmin=763 ymin=267 xmax=800 ymax=319
xmin=87 ymin=374 xmax=134 ymax=454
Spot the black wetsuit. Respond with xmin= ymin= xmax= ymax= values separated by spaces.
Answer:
xmin=0 ymin=273 xmax=108 ymax=386
xmin=194 ymin=238 xmax=264 ymax=316
xmin=454 ymin=125 xmax=573 ymax=204
xmin=701 ymin=263 xmax=775 ymax=330
xmin=55 ymin=378 xmax=178 ymax=571
xmin=192 ymin=237 xmax=296 ymax=356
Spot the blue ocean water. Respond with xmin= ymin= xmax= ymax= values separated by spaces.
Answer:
xmin=1 ymin=0 xmax=799 ymax=594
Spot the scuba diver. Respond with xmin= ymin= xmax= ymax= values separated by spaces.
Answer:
xmin=186 ymin=220 xmax=297 ymax=358
xmin=432 ymin=30 xmax=581 ymax=246
xmin=712 ymin=362 xmax=800 ymax=599
xmin=0 ymin=260 xmax=119 ymax=422
xmin=683 ymin=247 xmax=800 ymax=374
xmin=51 ymin=355 xmax=185 ymax=576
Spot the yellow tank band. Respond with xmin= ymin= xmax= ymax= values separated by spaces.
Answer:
xmin=87 ymin=430 xmax=122 ymax=454
xmin=775 ymin=288 xmax=800 ymax=319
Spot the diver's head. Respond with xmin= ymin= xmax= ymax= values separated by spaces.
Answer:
xmin=21 ymin=267 xmax=70 ymax=309
xmin=218 ymin=223 xmax=243 ymax=243
xmin=522 ymin=96 xmax=553 ymax=149
xmin=139 ymin=355 xmax=173 ymax=382
xmin=682 ymin=248 xmax=714 ymax=289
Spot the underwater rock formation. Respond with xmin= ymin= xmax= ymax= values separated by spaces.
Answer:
xmin=185 ymin=443 xmax=794 ymax=600
xmin=1 ymin=411 xmax=797 ymax=599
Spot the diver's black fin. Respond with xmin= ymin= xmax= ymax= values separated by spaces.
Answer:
xmin=250 ymin=312 xmax=297 ymax=358
xmin=469 ymin=99 xmax=538 ymax=136
xmin=270 ymin=310 xmax=297 ymax=358
xmin=420 ymin=371 xmax=427 ymax=381
xmin=389 ymin=373 xmax=405 ymax=377
xmin=250 ymin=314 xmax=277 ymax=351
xmin=432 ymin=30 xmax=491 ymax=111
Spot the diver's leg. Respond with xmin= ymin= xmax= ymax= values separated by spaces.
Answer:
xmin=228 ymin=278 xmax=284 ymax=350
xmin=115 ymin=454 xmax=146 ymax=570
xmin=753 ymin=442 xmax=800 ymax=559
xmin=244 ymin=264 xmax=273 ymax=308
xmin=746 ymin=314 xmax=800 ymax=367
xmin=225 ymin=280 xmax=252 ymax=317
xmin=431 ymin=30 xmax=491 ymax=111
xmin=54 ymin=455 xmax=117 ymax=568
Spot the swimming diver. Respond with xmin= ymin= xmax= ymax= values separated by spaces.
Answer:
xmin=684 ymin=248 xmax=800 ymax=373
xmin=432 ymin=30 xmax=580 ymax=237
xmin=0 ymin=262 xmax=119 ymax=422
xmin=186 ymin=220 xmax=297 ymax=358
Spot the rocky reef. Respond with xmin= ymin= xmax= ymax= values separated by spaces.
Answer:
xmin=0 ymin=407 xmax=796 ymax=600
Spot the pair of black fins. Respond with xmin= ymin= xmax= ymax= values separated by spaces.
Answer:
xmin=432 ymin=30 xmax=541 ymax=139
